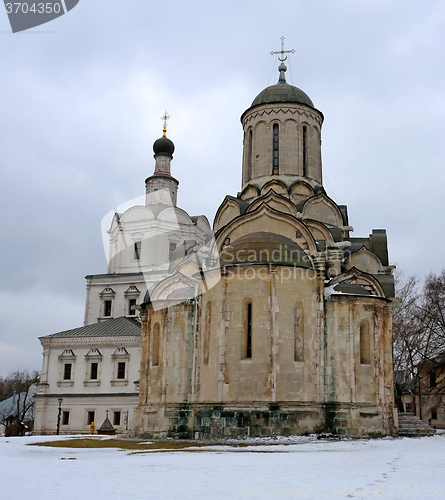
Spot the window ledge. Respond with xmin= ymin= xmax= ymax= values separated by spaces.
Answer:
xmin=111 ymin=380 xmax=128 ymax=386
xmin=84 ymin=381 xmax=101 ymax=386
xmin=57 ymin=381 xmax=74 ymax=387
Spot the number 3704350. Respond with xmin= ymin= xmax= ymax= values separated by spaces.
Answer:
xmin=5 ymin=3 xmax=62 ymax=14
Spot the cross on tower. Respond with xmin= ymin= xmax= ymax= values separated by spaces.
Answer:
xmin=161 ymin=111 xmax=170 ymax=136
xmin=270 ymin=36 xmax=295 ymax=62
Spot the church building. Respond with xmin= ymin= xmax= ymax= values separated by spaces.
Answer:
xmin=34 ymin=116 xmax=211 ymax=434
xmin=136 ymin=55 xmax=398 ymax=438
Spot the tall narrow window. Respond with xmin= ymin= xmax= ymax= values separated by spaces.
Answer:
xmin=63 ymin=363 xmax=72 ymax=380
xmin=62 ymin=411 xmax=69 ymax=426
xmin=117 ymin=362 xmax=126 ymax=379
xmin=134 ymin=241 xmax=141 ymax=260
xmin=90 ymin=362 xmax=98 ymax=380
xmin=113 ymin=411 xmax=121 ymax=426
xmin=103 ymin=300 xmax=112 ymax=317
xmin=87 ymin=411 xmax=95 ymax=425
xmin=241 ymin=299 xmax=252 ymax=359
xmin=302 ymin=126 xmax=307 ymax=176
xmin=430 ymin=372 xmax=437 ymax=388
xmin=152 ymin=323 xmax=160 ymax=367
xmin=273 ymin=124 xmax=279 ymax=174
xmin=204 ymin=302 xmax=211 ymax=365
xmin=360 ymin=320 xmax=370 ymax=365
xmin=128 ymin=298 xmax=136 ymax=316
xmin=431 ymin=408 xmax=438 ymax=420
xmin=169 ymin=242 xmax=176 ymax=260
xmin=247 ymin=129 xmax=253 ymax=180
xmin=294 ymin=303 xmax=304 ymax=362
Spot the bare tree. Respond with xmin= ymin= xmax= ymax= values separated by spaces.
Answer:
xmin=0 ymin=370 xmax=40 ymax=436
xmin=393 ymin=271 xmax=445 ymax=418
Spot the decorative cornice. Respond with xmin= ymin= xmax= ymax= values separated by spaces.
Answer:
xmin=242 ymin=105 xmax=323 ymax=127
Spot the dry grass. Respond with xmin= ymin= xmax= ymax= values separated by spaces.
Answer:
xmin=29 ymin=438 xmax=210 ymax=451
xmin=28 ymin=437 xmax=288 ymax=453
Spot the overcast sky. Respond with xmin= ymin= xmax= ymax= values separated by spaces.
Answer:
xmin=1 ymin=0 xmax=445 ymax=375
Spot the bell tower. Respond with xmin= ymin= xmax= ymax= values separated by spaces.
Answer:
xmin=145 ymin=111 xmax=179 ymax=206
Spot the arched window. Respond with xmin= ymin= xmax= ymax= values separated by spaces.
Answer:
xmin=302 ymin=125 xmax=307 ymax=177
xmin=294 ymin=303 xmax=304 ymax=361
xmin=242 ymin=299 xmax=253 ymax=359
xmin=204 ymin=302 xmax=211 ymax=365
xmin=152 ymin=322 xmax=160 ymax=367
xmin=360 ymin=320 xmax=370 ymax=365
xmin=247 ymin=129 xmax=253 ymax=181
xmin=273 ymin=124 xmax=279 ymax=174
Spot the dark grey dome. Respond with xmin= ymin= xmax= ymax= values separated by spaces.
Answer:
xmin=153 ymin=136 xmax=175 ymax=157
xmin=250 ymin=62 xmax=314 ymax=109
xmin=251 ymin=82 xmax=314 ymax=108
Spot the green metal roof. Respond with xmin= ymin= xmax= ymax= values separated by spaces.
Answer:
xmin=220 ymin=231 xmax=311 ymax=268
xmin=251 ymin=82 xmax=314 ymax=108
xmin=42 ymin=317 xmax=141 ymax=339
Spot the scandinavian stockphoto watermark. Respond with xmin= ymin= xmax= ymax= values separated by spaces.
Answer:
xmin=3 ymin=0 xmax=79 ymax=32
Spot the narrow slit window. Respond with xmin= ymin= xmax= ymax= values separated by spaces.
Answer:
xmin=302 ymin=126 xmax=307 ymax=176
xmin=360 ymin=320 xmax=370 ymax=365
xmin=246 ymin=302 xmax=252 ymax=359
xmin=273 ymin=124 xmax=279 ymax=174
xmin=152 ymin=323 xmax=160 ymax=367
xmin=204 ymin=302 xmax=211 ymax=365
xmin=169 ymin=242 xmax=176 ymax=260
xmin=247 ymin=129 xmax=253 ymax=180
xmin=134 ymin=241 xmax=141 ymax=260
xmin=294 ymin=303 xmax=304 ymax=362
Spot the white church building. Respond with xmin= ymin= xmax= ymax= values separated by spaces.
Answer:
xmin=34 ymin=119 xmax=211 ymax=434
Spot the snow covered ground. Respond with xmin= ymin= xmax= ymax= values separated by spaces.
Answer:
xmin=1 ymin=434 xmax=444 ymax=499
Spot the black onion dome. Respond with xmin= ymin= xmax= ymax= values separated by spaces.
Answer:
xmin=153 ymin=136 xmax=175 ymax=157
xmin=220 ymin=231 xmax=311 ymax=268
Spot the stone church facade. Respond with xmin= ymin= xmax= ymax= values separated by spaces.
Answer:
xmin=136 ymin=63 xmax=398 ymax=438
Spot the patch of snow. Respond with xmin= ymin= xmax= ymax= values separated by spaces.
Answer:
xmin=2 ymin=435 xmax=445 ymax=499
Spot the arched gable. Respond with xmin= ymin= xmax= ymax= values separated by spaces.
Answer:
xmin=305 ymin=219 xmax=335 ymax=247
xmin=260 ymin=179 xmax=288 ymax=197
xmin=239 ymin=184 xmax=261 ymax=202
xmin=150 ymin=271 xmax=197 ymax=301
xmin=246 ymin=189 xmax=298 ymax=217
xmin=289 ymin=180 xmax=315 ymax=205
xmin=302 ymin=193 xmax=344 ymax=228
xmin=119 ymin=206 xmax=155 ymax=224
xmin=213 ymin=196 xmax=242 ymax=232
xmin=193 ymin=215 xmax=211 ymax=234
xmin=344 ymin=246 xmax=383 ymax=275
xmin=157 ymin=207 xmax=193 ymax=225
xmin=215 ymin=204 xmax=318 ymax=258
xmin=327 ymin=267 xmax=386 ymax=297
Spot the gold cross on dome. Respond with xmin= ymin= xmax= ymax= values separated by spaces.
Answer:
xmin=161 ymin=111 xmax=170 ymax=136
xmin=270 ymin=36 xmax=295 ymax=62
